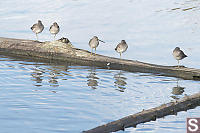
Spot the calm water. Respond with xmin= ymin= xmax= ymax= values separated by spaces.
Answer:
xmin=0 ymin=0 xmax=200 ymax=133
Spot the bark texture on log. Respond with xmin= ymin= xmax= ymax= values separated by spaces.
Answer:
xmin=83 ymin=92 xmax=200 ymax=133
xmin=0 ymin=37 xmax=200 ymax=80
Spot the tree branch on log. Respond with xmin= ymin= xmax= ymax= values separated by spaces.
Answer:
xmin=0 ymin=37 xmax=200 ymax=80
xmin=83 ymin=92 xmax=200 ymax=133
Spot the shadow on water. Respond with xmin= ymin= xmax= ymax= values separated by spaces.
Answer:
xmin=31 ymin=66 xmax=44 ymax=87
xmin=30 ymin=64 xmax=72 ymax=88
xmin=114 ymin=70 xmax=127 ymax=92
xmin=84 ymin=66 xmax=129 ymax=91
xmin=87 ymin=67 xmax=99 ymax=89
xmin=171 ymin=79 xmax=185 ymax=100
xmin=30 ymin=65 xmax=62 ymax=87
xmin=30 ymin=61 xmax=129 ymax=92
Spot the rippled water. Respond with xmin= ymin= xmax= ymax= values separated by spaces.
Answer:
xmin=0 ymin=0 xmax=200 ymax=133
xmin=0 ymin=55 xmax=199 ymax=133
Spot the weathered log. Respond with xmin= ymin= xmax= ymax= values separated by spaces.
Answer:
xmin=83 ymin=92 xmax=200 ymax=133
xmin=0 ymin=37 xmax=200 ymax=80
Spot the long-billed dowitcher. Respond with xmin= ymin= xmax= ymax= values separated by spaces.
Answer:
xmin=31 ymin=20 xmax=44 ymax=41
xmin=115 ymin=40 xmax=128 ymax=58
xmin=173 ymin=47 xmax=187 ymax=67
xmin=49 ymin=22 xmax=60 ymax=40
xmin=89 ymin=36 xmax=105 ymax=55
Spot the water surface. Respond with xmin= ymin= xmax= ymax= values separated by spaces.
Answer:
xmin=0 ymin=55 xmax=199 ymax=132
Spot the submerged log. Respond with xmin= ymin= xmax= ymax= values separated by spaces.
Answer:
xmin=83 ymin=92 xmax=200 ymax=133
xmin=0 ymin=37 xmax=200 ymax=80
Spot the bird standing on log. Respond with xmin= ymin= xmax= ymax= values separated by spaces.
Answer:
xmin=31 ymin=20 xmax=44 ymax=41
xmin=89 ymin=36 xmax=105 ymax=55
xmin=173 ymin=47 xmax=187 ymax=67
xmin=49 ymin=22 xmax=60 ymax=40
xmin=115 ymin=40 xmax=128 ymax=58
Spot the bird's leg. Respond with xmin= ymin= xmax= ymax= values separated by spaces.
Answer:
xmin=95 ymin=47 xmax=96 ymax=55
xmin=54 ymin=34 xmax=56 ymax=41
xmin=91 ymin=48 xmax=93 ymax=55
xmin=120 ymin=52 xmax=122 ymax=59
xmin=36 ymin=33 xmax=38 ymax=41
xmin=178 ymin=60 xmax=179 ymax=68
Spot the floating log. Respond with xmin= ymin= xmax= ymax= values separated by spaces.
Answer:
xmin=83 ymin=92 xmax=200 ymax=133
xmin=0 ymin=37 xmax=200 ymax=80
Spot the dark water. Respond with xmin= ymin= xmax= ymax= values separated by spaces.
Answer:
xmin=0 ymin=0 xmax=200 ymax=132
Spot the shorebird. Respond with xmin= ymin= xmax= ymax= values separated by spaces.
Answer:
xmin=115 ymin=40 xmax=128 ymax=58
xmin=172 ymin=47 xmax=187 ymax=67
xmin=89 ymin=36 xmax=105 ymax=55
xmin=49 ymin=22 xmax=60 ymax=40
xmin=31 ymin=20 xmax=44 ymax=41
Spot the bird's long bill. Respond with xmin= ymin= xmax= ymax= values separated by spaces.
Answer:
xmin=98 ymin=39 xmax=105 ymax=43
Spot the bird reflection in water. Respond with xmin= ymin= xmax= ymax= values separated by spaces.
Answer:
xmin=31 ymin=66 xmax=44 ymax=87
xmin=171 ymin=79 xmax=185 ymax=100
xmin=114 ymin=70 xmax=127 ymax=92
xmin=47 ymin=67 xmax=65 ymax=87
xmin=87 ymin=67 xmax=99 ymax=89
xmin=48 ymin=72 xmax=59 ymax=87
xmin=31 ymin=65 xmax=69 ymax=88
